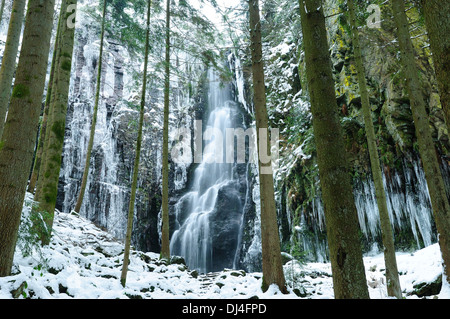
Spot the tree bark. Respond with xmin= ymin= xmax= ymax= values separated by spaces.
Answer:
xmin=33 ymin=0 xmax=78 ymax=245
xmin=28 ymin=0 xmax=65 ymax=194
xmin=347 ymin=0 xmax=402 ymax=299
xmin=298 ymin=0 xmax=369 ymax=299
xmin=392 ymin=0 xmax=450 ymax=288
xmin=160 ymin=0 xmax=171 ymax=261
xmin=248 ymin=0 xmax=287 ymax=294
xmin=0 ymin=0 xmax=27 ymax=139
xmin=0 ymin=0 xmax=56 ymax=277
xmin=74 ymin=0 xmax=107 ymax=214
xmin=0 ymin=0 xmax=5 ymax=27
xmin=421 ymin=0 xmax=450 ymax=131
xmin=121 ymin=0 xmax=152 ymax=287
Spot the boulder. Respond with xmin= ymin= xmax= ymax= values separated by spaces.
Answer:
xmin=411 ymin=275 xmax=442 ymax=298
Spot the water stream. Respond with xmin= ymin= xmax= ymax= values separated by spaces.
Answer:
xmin=170 ymin=69 xmax=245 ymax=273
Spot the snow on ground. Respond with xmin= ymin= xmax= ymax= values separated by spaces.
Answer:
xmin=0 ymin=194 xmax=448 ymax=299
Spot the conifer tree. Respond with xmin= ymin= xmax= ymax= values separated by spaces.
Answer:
xmin=28 ymin=1 xmax=65 ymax=194
xmin=160 ymin=0 xmax=171 ymax=261
xmin=0 ymin=0 xmax=26 ymax=139
xmin=347 ymin=0 xmax=402 ymax=299
xmin=298 ymin=0 xmax=369 ymax=299
xmin=0 ymin=0 xmax=5 ymax=27
xmin=392 ymin=0 xmax=450 ymax=288
xmin=74 ymin=0 xmax=107 ymax=214
xmin=248 ymin=0 xmax=287 ymax=294
xmin=421 ymin=0 xmax=450 ymax=131
xmin=121 ymin=0 xmax=152 ymax=287
xmin=0 ymin=0 xmax=56 ymax=277
xmin=33 ymin=0 xmax=78 ymax=245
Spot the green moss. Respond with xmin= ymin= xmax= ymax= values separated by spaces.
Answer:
xmin=50 ymin=154 xmax=62 ymax=165
xmin=43 ymin=183 xmax=58 ymax=205
xmin=61 ymin=60 xmax=72 ymax=72
xmin=44 ymin=191 xmax=57 ymax=205
xmin=12 ymin=84 xmax=30 ymax=98
xmin=261 ymin=277 xmax=269 ymax=293
xmin=51 ymin=120 xmax=65 ymax=142
xmin=61 ymin=51 xmax=71 ymax=58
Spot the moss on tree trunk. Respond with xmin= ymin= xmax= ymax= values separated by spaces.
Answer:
xmin=0 ymin=0 xmax=26 ymax=139
xmin=347 ymin=0 xmax=402 ymax=299
xmin=121 ymin=0 xmax=152 ymax=288
xmin=0 ymin=0 xmax=56 ymax=277
xmin=33 ymin=0 xmax=78 ymax=245
xmin=298 ymin=0 xmax=369 ymax=299
xmin=160 ymin=0 xmax=171 ymax=261
xmin=248 ymin=0 xmax=287 ymax=294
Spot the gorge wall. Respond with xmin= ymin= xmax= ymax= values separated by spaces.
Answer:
xmin=261 ymin=0 xmax=450 ymax=262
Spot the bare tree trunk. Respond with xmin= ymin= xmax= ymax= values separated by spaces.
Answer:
xmin=74 ymin=0 xmax=107 ymax=214
xmin=298 ymin=0 xmax=369 ymax=299
xmin=121 ymin=0 xmax=152 ymax=287
xmin=0 ymin=0 xmax=27 ymax=139
xmin=248 ymin=0 xmax=287 ymax=294
xmin=392 ymin=0 xmax=450 ymax=288
xmin=0 ymin=0 xmax=56 ymax=277
xmin=347 ymin=0 xmax=402 ymax=299
xmin=160 ymin=0 xmax=171 ymax=262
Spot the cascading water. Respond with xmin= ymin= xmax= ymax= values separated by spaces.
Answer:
xmin=170 ymin=69 xmax=247 ymax=273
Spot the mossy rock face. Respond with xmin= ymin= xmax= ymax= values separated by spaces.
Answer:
xmin=382 ymin=99 xmax=416 ymax=152
xmin=275 ymin=0 xmax=449 ymax=266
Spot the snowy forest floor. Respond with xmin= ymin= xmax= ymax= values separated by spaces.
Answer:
xmin=0 ymin=193 xmax=449 ymax=300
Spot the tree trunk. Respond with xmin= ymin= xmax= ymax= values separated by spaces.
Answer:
xmin=0 ymin=0 xmax=56 ymax=277
xmin=0 ymin=0 xmax=5 ymax=27
xmin=298 ymin=0 xmax=369 ymax=299
xmin=74 ymin=0 xmax=107 ymax=214
xmin=421 ymin=0 xmax=450 ymax=131
xmin=392 ymin=0 xmax=450 ymax=288
xmin=28 ymin=0 xmax=65 ymax=194
xmin=248 ymin=0 xmax=287 ymax=294
xmin=347 ymin=0 xmax=402 ymax=299
xmin=33 ymin=0 xmax=78 ymax=245
xmin=160 ymin=0 xmax=171 ymax=261
xmin=0 ymin=0 xmax=27 ymax=139
xmin=121 ymin=0 xmax=152 ymax=288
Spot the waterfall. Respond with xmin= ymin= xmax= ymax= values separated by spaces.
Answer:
xmin=170 ymin=69 xmax=247 ymax=273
